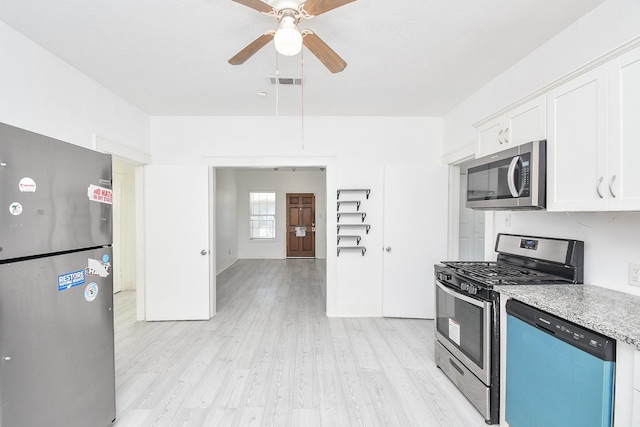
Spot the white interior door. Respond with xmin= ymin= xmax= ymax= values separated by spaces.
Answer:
xmin=144 ymin=165 xmax=213 ymax=321
xmin=382 ymin=164 xmax=448 ymax=319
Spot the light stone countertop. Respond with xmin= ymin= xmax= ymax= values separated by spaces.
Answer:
xmin=493 ymin=284 xmax=640 ymax=350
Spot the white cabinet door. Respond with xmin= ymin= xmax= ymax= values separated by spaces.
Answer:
xmin=476 ymin=96 xmax=546 ymax=157
xmin=635 ymin=349 xmax=640 ymax=390
xmin=477 ymin=118 xmax=506 ymax=157
xmin=144 ymin=165 xmax=213 ymax=321
xmin=608 ymin=46 xmax=640 ymax=210
xmin=547 ymin=66 xmax=609 ymax=211
xmin=632 ymin=391 xmax=640 ymax=427
xmin=382 ymin=164 xmax=448 ymax=319
xmin=506 ymin=95 xmax=546 ymax=146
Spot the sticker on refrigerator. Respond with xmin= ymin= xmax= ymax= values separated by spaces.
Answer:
xmin=18 ymin=177 xmax=37 ymax=192
xmin=87 ymin=184 xmax=113 ymax=205
xmin=448 ymin=318 xmax=461 ymax=346
xmin=86 ymin=258 xmax=110 ymax=278
xmin=9 ymin=202 xmax=23 ymax=216
xmin=84 ymin=282 xmax=99 ymax=302
xmin=58 ymin=270 xmax=87 ymax=291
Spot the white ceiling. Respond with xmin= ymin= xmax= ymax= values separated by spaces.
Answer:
xmin=0 ymin=0 xmax=603 ymax=116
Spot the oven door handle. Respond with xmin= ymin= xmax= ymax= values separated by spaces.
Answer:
xmin=435 ymin=280 xmax=491 ymax=310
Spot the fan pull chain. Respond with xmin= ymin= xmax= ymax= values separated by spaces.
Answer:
xmin=275 ymin=49 xmax=280 ymax=116
xmin=301 ymin=48 xmax=305 ymax=151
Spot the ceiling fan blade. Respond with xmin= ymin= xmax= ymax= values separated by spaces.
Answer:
xmin=301 ymin=0 xmax=356 ymax=16
xmin=231 ymin=0 xmax=273 ymax=14
xmin=303 ymin=31 xmax=347 ymax=73
xmin=228 ymin=32 xmax=274 ymax=65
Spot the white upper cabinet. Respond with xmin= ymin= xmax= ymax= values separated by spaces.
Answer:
xmin=547 ymin=45 xmax=640 ymax=211
xmin=607 ymin=47 xmax=640 ymax=210
xmin=547 ymin=66 xmax=608 ymax=211
xmin=476 ymin=95 xmax=546 ymax=157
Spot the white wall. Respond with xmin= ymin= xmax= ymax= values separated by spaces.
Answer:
xmin=149 ymin=116 xmax=445 ymax=316
xmin=443 ymin=0 xmax=640 ymax=296
xmin=235 ymin=169 xmax=327 ymax=260
xmin=0 ymin=20 xmax=150 ymax=153
xmin=1 ymin=19 xmax=151 ymax=320
xmin=443 ymin=0 xmax=640 ymax=154
xmin=215 ymin=168 xmax=239 ymax=274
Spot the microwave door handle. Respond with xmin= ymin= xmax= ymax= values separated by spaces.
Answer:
xmin=507 ymin=156 xmax=521 ymax=197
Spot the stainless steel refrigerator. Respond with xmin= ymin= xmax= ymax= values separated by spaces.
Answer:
xmin=0 ymin=122 xmax=116 ymax=426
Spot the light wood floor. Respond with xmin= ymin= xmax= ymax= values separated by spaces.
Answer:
xmin=112 ymin=259 xmax=488 ymax=426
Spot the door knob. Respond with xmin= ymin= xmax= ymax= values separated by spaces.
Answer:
xmin=385 ymin=247 xmax=392 ymax=253
xmin=201 ymin=249 xmax=208 ymax=255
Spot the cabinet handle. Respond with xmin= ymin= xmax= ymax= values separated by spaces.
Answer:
xmin=596 ymin=177 xmax=604 ymax=198
xmin=609 ymin=175 xmax=617 ymax=198
xmin=503 ymin=127 xmax=509 ymax=143
xmin=497 ymin=129 xmax=504 ymax=144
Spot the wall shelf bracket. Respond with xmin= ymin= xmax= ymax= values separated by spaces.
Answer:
xmin=336 ymin=200 xmax=361 ymax=211
xmin=337 ymin=212 xmax=366 ymax=222
xmin=337 ymin=189 xmax=370 ymax=200
xmin=337 ymin=235 xmax=362 ymax=245
xmin=337 ymin=246 xmax=367 ymax=256
xmin=337 ymin=224 xmax=371 ymax=234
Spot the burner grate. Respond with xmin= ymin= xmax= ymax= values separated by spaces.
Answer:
xmin=442 ymin=261 xmax=569 ymax=285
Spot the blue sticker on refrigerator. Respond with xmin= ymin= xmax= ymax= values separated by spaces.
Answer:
xmin=57 ymin=269 xmax=86 ymax=291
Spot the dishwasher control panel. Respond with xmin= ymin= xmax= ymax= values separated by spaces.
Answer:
xmin=506 ymin=299 xmax=615 ymax=361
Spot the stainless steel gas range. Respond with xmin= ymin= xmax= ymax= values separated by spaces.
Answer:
xmin=433 ymin=233 xmax=584 ymax=424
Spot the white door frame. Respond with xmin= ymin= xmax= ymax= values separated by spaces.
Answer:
xmin=94 ymin=135 xmax=151 ymax=321
xmin=112 ymin=176 xmax=123 ymax=293
xmin=203 ymin=156 xmax=337 ymax=316
xmin=441 ymin=144 xmax=494 ymax=261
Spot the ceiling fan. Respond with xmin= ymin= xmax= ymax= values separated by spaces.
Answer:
xmin=228 ymin=0 xmax=356 ymax=73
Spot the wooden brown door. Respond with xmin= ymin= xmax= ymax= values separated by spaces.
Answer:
xmin=286 ymin=193 xmax=315 ymax=258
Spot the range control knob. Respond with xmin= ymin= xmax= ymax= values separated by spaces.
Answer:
xmin=468 ymin=285 xmax=478 ymax=295
xmin=460 ymin=282 xmax=469 ymax=291
xmin=437 ymin=272 xmax=452 ymax=281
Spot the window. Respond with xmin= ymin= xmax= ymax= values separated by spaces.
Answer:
xmin=249 ymin=191 xmax=276 ymax=239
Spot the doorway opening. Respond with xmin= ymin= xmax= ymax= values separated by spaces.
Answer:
xmin=458 ymin=166 xmax=485 ymax=260
xmin=444 ymin=148 xmax=486 ymax=263
xmin=212 ymin=163 xmax=330 ymax=312
xmin=96 ymin=135 xmax=150 ymax=321
xmin=112 ymin=158 xmax=138 ymax=294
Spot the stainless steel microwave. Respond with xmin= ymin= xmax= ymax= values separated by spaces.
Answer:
xmin=465 ymin=140 xmax=546 ymax=210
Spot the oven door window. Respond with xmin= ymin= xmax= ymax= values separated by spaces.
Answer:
xmin=436 ymin=284 xmax=485 ymax=368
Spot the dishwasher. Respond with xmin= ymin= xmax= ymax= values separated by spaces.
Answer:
xmin=505 ymin=299 xmax=616 ymax=427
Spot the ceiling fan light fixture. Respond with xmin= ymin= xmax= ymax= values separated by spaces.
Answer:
xmin=274 ymin=14 xmax=302 ymax=56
